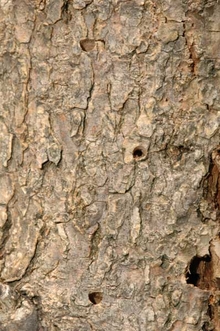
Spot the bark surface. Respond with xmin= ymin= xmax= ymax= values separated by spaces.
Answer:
xmin=0 ymin=0 xmax=220 ymax=330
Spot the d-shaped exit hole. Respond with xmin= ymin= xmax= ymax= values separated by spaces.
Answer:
xmin=88 ymin=292 xmax=103 ymax=304
xmin=80 ymin=39 xmax=96 ymax=52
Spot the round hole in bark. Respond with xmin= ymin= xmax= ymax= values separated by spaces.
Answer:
xmin=133 ymin=146 xmax=146 ymax=160
xmin=88 ymin=292 xmax=103 ymax=304
xmin=80 ymin=39 xmax=95 ymax=52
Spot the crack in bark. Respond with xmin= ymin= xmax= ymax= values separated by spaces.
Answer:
xmin=89 ymin=224 xmax=101 ymax=260
xmin=61 ymin=0 xmax=72 ymax=23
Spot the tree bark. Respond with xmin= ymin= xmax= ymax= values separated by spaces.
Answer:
xmin=0 ymin=0 xmax=220 ymax=330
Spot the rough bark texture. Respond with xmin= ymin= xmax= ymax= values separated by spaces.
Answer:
xmin=0 ymin=0 xmax=220 ymax=330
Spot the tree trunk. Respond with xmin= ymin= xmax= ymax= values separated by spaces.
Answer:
xmin=0 ymin=0 xmax=220 ymax=330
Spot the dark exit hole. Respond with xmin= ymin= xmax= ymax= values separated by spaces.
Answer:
xmin=88 ymin=292 xmax=103 ymax=304
xmin=186 ymin=255 xmax=211 ymax=286
xmin=133 ymin=146 xmax=146 ymax=160
xmin=133 ymin=149 xmax=143 ymax=158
